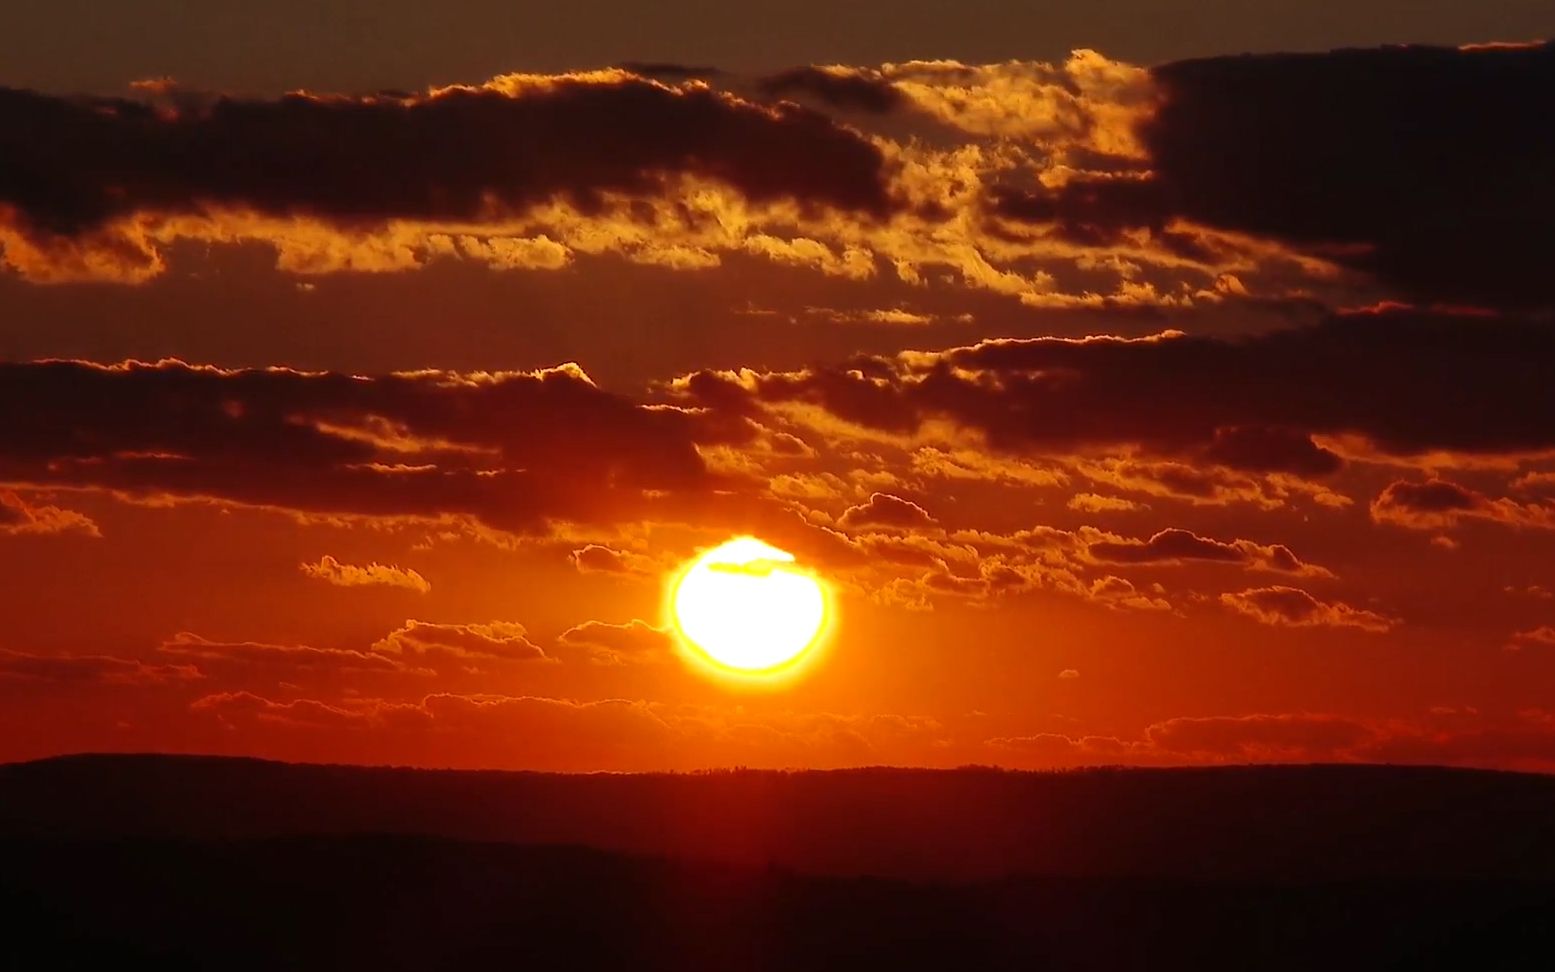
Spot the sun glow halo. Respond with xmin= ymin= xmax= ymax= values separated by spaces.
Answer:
xmin=669 ymin=537 xmax=829 ymax=680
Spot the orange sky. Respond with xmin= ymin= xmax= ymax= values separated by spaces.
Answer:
xmin=2 ymin=36 xmax=1554 ymax=773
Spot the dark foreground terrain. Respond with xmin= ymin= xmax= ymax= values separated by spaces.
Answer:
xmin=1 ymin=756 xmax=1552 ymax=969
xmin=4 ymin=834 xmax=1551 ymax=971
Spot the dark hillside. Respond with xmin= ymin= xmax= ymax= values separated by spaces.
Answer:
xmin=2 ymin=754 xmax=1553 ymax=881
xmin=1 ymin=835 xmax=1550 ymax=971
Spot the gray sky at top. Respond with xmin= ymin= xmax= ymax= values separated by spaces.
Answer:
xmin=4 ymin=0 xmax=1551 ymax=94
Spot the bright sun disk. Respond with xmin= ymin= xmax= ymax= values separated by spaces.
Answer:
xmin=669 ymin=537 xmax=828 ymax=678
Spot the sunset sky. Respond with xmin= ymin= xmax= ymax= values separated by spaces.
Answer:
xmin=2 ymin=3 xmax=1554 ymax=773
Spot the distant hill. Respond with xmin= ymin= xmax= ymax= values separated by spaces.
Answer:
xmin=3 ymin=754 xmax=1554 ymax=881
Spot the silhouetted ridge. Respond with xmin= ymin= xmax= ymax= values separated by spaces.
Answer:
xmin=3 ymin=754 xmax=1553 ymax=881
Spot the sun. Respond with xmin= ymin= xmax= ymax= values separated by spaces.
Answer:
xmin=669 ymin=536 xmax=830 ymax=680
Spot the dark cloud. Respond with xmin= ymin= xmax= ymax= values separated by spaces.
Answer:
xmin=1220 ymin=586 xmax=1396 ymax=632
xmin=557 ymin=619 xmax=674 ymax=664
xmin=0 ymin=74 xmax=892 ymax=241
xmin=757 ymin=66 xmax=904 ymax=113
xmin=1087 ymin=528 xmax=1324 ymax=575
xmin=1089 ymin=528 xmax=1244 ymax=565
xmin=678 ymin=309 xmax=1555 ymax=469
xmin=1143 ymin=41 xmax=1555 ymax=308
xmin=1201 ymin=426 xmax=1344 ymax=477
xmin=0 ymin=648 xmax=200 ymax=685
xmin=1376 ymin=479 xmax=1482 ymax=515
xmin=837 ymin=492 xmax=936 ymax=531
xmin=1371 ymin=478 xmax=1555 ymax=531
xmin=986 ymin=177 xmax=1175 ymax=251
xmin=0 ymin=358 xmax=744 ymax=532
xmin=981 ymin=43 xmax=1555 ymax=309
xmin=2 ymin=43 xmax=1549 ymax=311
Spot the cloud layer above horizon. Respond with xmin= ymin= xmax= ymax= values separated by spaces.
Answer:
xmin=3 ymin=40 xmax=1555 ymax=774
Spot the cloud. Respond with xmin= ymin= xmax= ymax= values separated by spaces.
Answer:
xmin=1141 ymin=41 xmax=1555 ymax=308
xmin=877 ymin=52 xmax=1151 ymax=152
xmin=1371 ymin=479 xmax=1555 ymax=531
xmin=1087 ymin=528 xmax=1331 ymax=577
xmin=986 ymin=42 xmax=1555 ymax=312
xmin=1507 ymin=626 xmax=1555 ymax=650
xmin=837 ymin=492 xmax=937 ymax=531
xmin=1070 ymin=458 xmax=1305 ymax=509
xmin=413 ymin=694 xmax=677 ymax=759
xmin=757 ymin=66 xmax=905 ymax=113
xmin=0 ymin=54 xmax=1179 ymax=306
xmin=0 ymin=491 xmax=99 ymax=537
xmin=801 ymin=306 xmax=944 ymax=326
xmin=742 ymin=234 xmax=875 ymax=279
xmin=300 ymin=555 xmax=430 ymax=593
xmin=875 ymin=526 xmax=1190 ymax=612
xmin=1220 ymin=586 xmax=1396 ymax=633
xmin=1199 ymin=426 xmax=1344 ymax=478
xmin=569 ymin=544 xmax=635 ymax=574
xmin=994 ymin=710 xmax=1555 ymax=770
xmin=187 ymin=688 xmax=948 ymax=769
xmin=0 ymin=648 xmax=199 ymax=685
xmin=986 ymin=732 xmax=1140 ymax=760
xmin=159 ymin=631 xmax=412 ymax=674
xmin=1085 ymin=575 xmax=1172 ymax=612
xmin=0 ymin=72 xmax=891 ymax=281
xmin=191 ymin=687 xmax=659 ymax=746
xmin=676 ymin=310 xmax=1555 ymax=475
xmin=189 ymin=691 xmax=422 ymax=730
xmin=1360 ymin=720 xmax=1555 ymax=767
xmin=878 ymin=544 xmax=1041 ymax=607
xmin=371 ymin=620 xmax=551 ymax=667
xmin=557 ymin=619 xmax=674 ymax=665
xmin=1504 ymin=584 xmax=1553 ymax=600
xmin=1066 ymin=493 xmax=1144 ymax=513
xmin=995 ymin=713 xmax=1371 ymax=763
xmin=1512 ymin=470 xmax=1555 ymax=495
xmin=1142 ymin=713 xmax=1375 ymax=760
xmin=920 ymin=521 xmax=1342 ymax=613
xmin=1 ymin=44 xmax=1548 ymax=313
xmin=617 ymin=63 xmax=725 ymax=82
xmin=0 ymin=358 xmax=744 ymax=534
xmin=161 ymin=618 xmax=579 ymax=686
